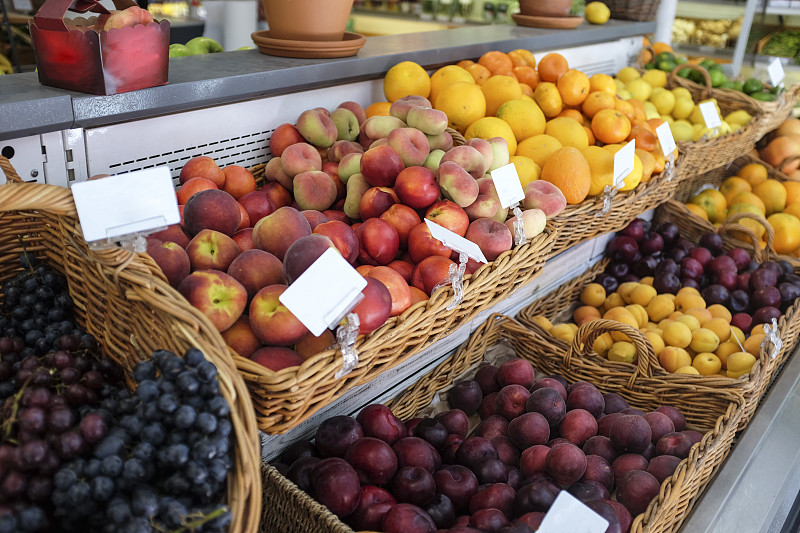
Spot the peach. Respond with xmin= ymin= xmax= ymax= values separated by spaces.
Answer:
xmin=282 ymin=142 xmax=323 ymax=177
xmin=442 ymin=145 xmax=489 ymax=179
xmin=522 ymin=180 xmax=567 ymax=217
xmin=344 ymin=173 xmax=371 ymax=220
xmin=185 ymin=229 xmax=242 ymax=271
xmin=252 ymin=206 xmax=312 ymax=261
xmin=295 ymin=329 xmax=336 ymax=359
xmin=505 ymin=208 xmax=546 ymax=240
xmin=465 ymin=138 xmax=494 ymax=172
xmin=337 ymin=152 xmax=363 ymax=184
xmin=262 ymin=182 xmax=293 ymax=209
xmin=222 ymin=165 xmax=257 ymax=199
xmin=487 ymin=137 xmax=511 ymax=172
xmin=330 ymin=107 xmax=361 ymax=142
xmin=394 ymin=166 xmax=440 ymax=210
xmin=296 ymin=109 xmax=338 ymax=148
xmin=177 ymin=177 xmax=218 ymax=205
xmin=269 ymin=123 xmax=305 ymax=157
xmin=424 ymin=149 xmax=445 ymax=172
xmin=360 ymin=186 xmax=399 ymax=220
xmin=314 ymin=220 xmax=360 ymax=264
xmin=465 ymin=191 xmax=501 ymax=221
xmin=179 ymin=155 xmax=225 ymax=186
xmin=412 ymin=255 xmax=456 ymax=295
xmin=408 ymin=286 xmax=428 ymax=305
xmin=264 ymin=157 xmax=293 ymax=190
xmin=356 ymin=218 xmax=400 ymax=266
xmin=146 ymin=238 xmax=191 ymax=288
xmin=150 ymin=224 xmax=190 ymax=248
xmin=337 ymin=101 xmax=367 ymax=125
xmin=388 ymin=259 xmax=414 ymax=283
xmin=221 ymin=315 xmax=262 ymax=358
xmin=361 ymin=145 xmax=405 ymax=188
xmin=438 ymin=162 xmax=479 ymax=207
xmin=363 ymin=115 xmax=406 ymax=140
xmin=283 ymin=234 xmax=338 ymax=284
xmin=388 ymin=128 xmax=430 ymax=167
xmin=232 ymin=228 xmax=254 ymax=251
xmin=425 ymin=200 xmax=470 ymax=237
xmin=178 ymin=270 xmax=247 ymax=331
xmin=239 ymin=190 xmax=276 ymax=226
xmin=249 ymin=284 xmax=309 ymax=345
xmin=352 ymin=277 xmax=393 ymax=334
xmin=293 ymin=171 xmax=338 ymax=211
xmin=389 ymin=95 xmax=432 ymax=122
xmin=323 ymin=162 xmax=346 ymax=203
xmin=251 ymin=346 xmax=304 ymax=371
xmin=365 ymin=265 xmax=412 ymax=317
xmin=236 ymin=204 xmax=250 ymax=231
xmin=302 ymin=210 xmax=329 ymax=230
xmin=328 ymin=140 xmax=364 ymax=163
xmin=226 ymin=248 xmax=285 ymax=301
xmin=407 ymin=222 xmax=452 ymax=264
xmin=406 ymin=106 xmax=448 ymax=136
xmin=425 ymin=131 xmax=453 ymax=152
xmin=465 ymin=218 xmax=512 ymax=262
xmin=380 ymin=203 xmax=422 ymax=249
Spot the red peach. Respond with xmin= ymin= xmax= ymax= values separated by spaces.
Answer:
xmin=269 ymin=123 xmax=305 ymax=157
xmin=394 ymin=166 xmax=440 ymax=210
xmin=222 ymin=165 xmax=257 ymax=199
xmin=262 ymin=182 xmax=293 ymax=209
xmin=249 ymin=284 xmax=309 ymax=346
xmin=357 ymin=218 xmax=400 ymax=266
xmin=221 ymin=315 xmax=262 ymax=358
xmin=380 ymin=204 xmax=422 ymax=250
xmin=407 ymin=222 xmax=452 ymax=264
xmin=150 ymin=224 xmax=190 ymax=248
xmin=412 ymin=256 xmax=456 ymax=295
xmin=232 ymin=228 xmax=254 ymax=251
xmin=251 ymin=346 xmax=304 ymax=371
xmin=365 ymin=266 xmax=412 ymax=317
xmin=183 ymin=189 xmax=241 ymax=237
xmin=387 ymin=259 xmax=414 ymax=283
xmin=177 ymin=177 xmax=218 ymax=205
xmin=179 ymin=156 xmax=225 ymax=187
xmin=185 ymin=229 xmax=242 ymax=271
xmin=352 ymin=277 xmax=393 ymax=335
xmin=360 ymin=187 xmax=399 ymax=220
xmin=146 ymin=238 xmax=190 ymax=288
xmin=314 ymin=220 xmax=360 ymax=264
xmin=178 ymin=270 xmax=247 ymax=331
xmin=227 ymin=248 xmax=285 ymax=301
xmin=425 ymin=200 xmax=470 ymax=237
xmin=361 ymin=145 xmax=405 ymax=188
xmin=252 ymin=206 xmax=312 ymax=261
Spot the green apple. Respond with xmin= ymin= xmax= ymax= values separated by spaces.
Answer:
xmin=186 ymin=37 xmax=224 ymax=54
xmin=169 ymin=44 xmax=194 ymax=58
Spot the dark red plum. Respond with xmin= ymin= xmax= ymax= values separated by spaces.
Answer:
xmin=647 ymin=454 xmax=681 ymax=484
xmin=286 ymin=456 xmax=319 ymax=493
xmin=752 ymin=306 xmax=781 ymax=326
xmin=404 ymin=417 xmax=421 ymax=436
xmin=729 ymin=290 xmax=750 ymax=314
xmin=683 ymin=430 xmax=703 ymax=445
xmin=654 ymin=258 xmax=680 ymax=277
xmin=469 ymin=483 xmax=516 ymax=517
xmin=475 ymin=415 xmax=509 ymax=440
xmin=496 ymin=358 xmax=536 ymax=389
xmin=413 ymin=418 xmax=448 ymax=450
xmin=469 ymin=508 xmax=511 ymax=532
xmin=606 ymin=499 xmax=633 ymax=533
xmin=656 ymin=221 xmax=679 ymax=244
xmin=345 ymin=437 xmax=398 ymax=486
xmin=499 ymin=522 xmax=536 ymax=533
xmin=348 ymin=485 xmax=396 ymax=531
xmin=519 ymin=444 xmax=550 ymax=478
xmin=474 ymin=364 xmax=501 ymax=395
xmin=585 ymin=500 xmax=623 ymax=533
xmin=596 ymin=272 xmax=620 ymax=293
xmin=280 ymin=439 xmax=317 ymax=465
xmin=620 ymin=407 xmax=645 ymax=417
xmin=491 ymin=435 xmax=520 ymax=467
xmin=449 ymin=380 xmax=484 ymax=415
xmin=699 ymin=232 xmax=724 ymax=256
xmin=583 ymin=435 xmax=618 ymax=465
xmin=508 ymin=412 xmax=550 ymax=449
xmin=688 ymin=247 xmax=713 ymax=269
xmin=602 ymin=393 xmax=629 ymax=414
xmin=442 ymin=433 xmax=464 ymax=464
xmin=390 ymin=466 xmax=436 ymax=507
xmin=655 ymin=432 xmax=694 ymax=459
xmin=479 ymin=392 xmax=499 ymax=419
xmin=731 ymin=313 xmax=752 ymax=333
xmin=643 ymin=411 xmax=675 ymax=444
xmin=568 ymin=479 xmax=610 ymax=503
xmin=621 ymin=219 xmax=645 ymax=241
xmin=779 ymin=282 xmax=800 ymax=310
xmin=736 ymin=273 xmax=751 ymax=292
xmin=680 ymin=257 xmax=704 ymax=280
xmin=559 ymin=408 xmax=598 ymax=447
xmin=633 ymin=255 xmax=659 ymax=277
xmin=381 ymin=503 xmax=437 ymax=533
xmin=727 ymin=247 xmax=751 ymax=270
xmin=434 ymin=465 xmax=479 ymax=514
xmin=516 ymin=512 xmax=546 ymax=531
xmin=639 ymin=231 xmax=664 ymax=255
xmin=456 ymin=436 xmax=499 ymax=470
xmin=611 ymin=453 xmax=648 ymax=485
xmin=424 ymin=493 xmax=456 ymax=529
xmin=357 ymin=404 xmax=406 ymax=445
xmin=753 ymin=286 xmax=782 ymax=309
xmin=710 ymin=255 xmax=737 ymax=276
xmin=667 ymin=247 xmax=687 ymax=264
xmin=528 ymin=385 xmax=568 ymax=423
xmin=580 ymin=454 xmax=614 ymax=491
xmin=316 ymin=416 xmax=364 ymax=457
xmin=474 ymin=457 xmax=509 ymax=484
xmin=616 ymin=469 xmax=660 ymax=517
xmin=547 ymin=374 xmax=569 ymax=390
xmin=513 ymin=477 xmax=560 ymax=515
xmin=713 ymin=269 xmax=738 ymax=291
xmin=653 ymin=272 xmax=681 ymax=295
xmin=311 ymin=457 xmax=362 ymax=518
xmin=506 ymin=466 xmax=523 ymax=490
xmin=655 ymin=406 xmax=686 ymax=431
xmin=610 ymin=414 xmax=651 ymax=454
xmin=547 ymin=437 xmax=572 ymax=447
xmin=545 ymin=442 xmax=587 ymax=486
xmin=607 ymin=235 xmax=639 ymax=263
xmin=701 ymin=284 xmax=729 ymax=306
xmin=495 ymin=384 xmax=531 ymax=420
xmin=566 ymin=384 xmax=605 ymax=418
xmin=609 ymin=262 xmax=630 ymax=280
xmin=681 ymin=278 xmax=700 ymax=290
xmin=435 ymin=409 xmax=469 ymax=439
xmin=393 ymin=437 xmax=441 ymax=473
xmin=750 ymin=267 xmax=779 ymax=290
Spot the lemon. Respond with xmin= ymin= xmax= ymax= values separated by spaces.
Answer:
xmin=384 ymin=61 xmax=431 ymax=102
xmin=614 ymin=79 xmax=626 ymax=93
xmin=672 ymin=120 xmax=694 ymax=141
xmin=585 ymin=1 xmax=611 ymax=24
xmin=626 ymin=78 xmax=652 ymax=101
xmin=650 ymin=89 xmax=675 ymax=115
xmin=509 ymin=155 xmax=541 ymax=187
xmin=464 ymin=116 xmax=518 ymax=156
xmin=617 ymin=89 xmax=633 ymax=100
xmin=616 ymin=67 xmax=641 ymax=84
xmin=671 ymin=87 xmax=693 ymax=101
xmin=725 ymin=110 xmax=753 ymax=125
xmin=672 ymin=98 xmax=695 ymax=120
xmin=642 ymin=69 xmax=668 ymax=88
xmin=642 ymin=101 xmax=661 ymax=120
xmin=496 ymin=98 xmax=546 ymax=142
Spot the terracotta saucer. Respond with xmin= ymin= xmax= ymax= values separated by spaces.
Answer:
xmin=512 ymin=13 xmax=583 ymax=29
xmin=250 ymin=30 xmax=366 ymax=58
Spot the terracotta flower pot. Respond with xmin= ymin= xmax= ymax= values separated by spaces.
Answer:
xmin=518 ymin=0 xmax=573 ymax=17
xmin=262 ymin=0 xmax=354 ymax=41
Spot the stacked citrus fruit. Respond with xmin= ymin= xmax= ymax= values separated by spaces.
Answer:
xmin=686 ymin=158 xmax=800 ymax=256
xmin=760 ymin=118 xmax=800 ymax=179
xmin=381 ymin=52 xmax=675 ymax=208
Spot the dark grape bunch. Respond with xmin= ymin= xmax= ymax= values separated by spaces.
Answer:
xmin=50 ymin=348 xmax=234 ymax=533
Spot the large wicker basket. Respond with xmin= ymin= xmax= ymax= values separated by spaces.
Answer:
xmin=669 ymin=64 xmax=800 ymax=141
xmin=0 ymin=157 xmax=262 ymax=533
xmin=260 ymin=313 xmax=744 ymax=533
xmin=603 ymin=0 xmax=661 ymax=21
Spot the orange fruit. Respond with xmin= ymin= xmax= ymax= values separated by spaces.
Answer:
xmin=430 ymin=65 xmax=475 ymax=104
xmin=719 ymin=176 xmax=752 ymax=204
xmin=519 ymin=83 xmax=534 ymax=98
xmin=516 ymin=134 xmax=563 ymax=167
xmin=482 ymin=75 xmax=524 ymax=116
xmin=635 ymin=148 xmax=656 ymax=183
xmin=457 ymin=60 xmax=475 ymax=68
xmin=540 ymin=146 xmax=592 ymax=204
xmin=574 ymin=305 xmax=602 ymax=325
xmin=365 ymin=101 xmax=392 ymax=117
xmin=538 ymin=53 xmax=569 ymax=83
xmin=557 ymin=108 xmax=585 ymax=122
xmin=685 ymin=203 xmax=709 ymax=220
xmin=496 ymin=98 xmax=546 ymax=142
xmin=627 ymin=99 xmax=647 ymax=126
xmin=510 ymin=49 xmax=536 ymax=68
xmin=433 ymin=82 xmax=486 ymax=133
xmin=533 ymin=82 xmax=563 ymax=118
xmin=627 ymin=125 xmax=657 ymax=152
xmin=589 ymin=73 xmax=617 ymax=95
xmin=478 ymin=51 xmax=514 ymax=75
xmin=383 ymin=61 xmax=431 ymax=102
xmin=784 ymin=180 xmax=800 ymax=205
xmin=513 ymin=66 xmax=539 ymax=90
xmin=753 ymin=179 xmax=787 ymax=216
xmin=653 ymin=42 xmax=674 ymax=55
xmin=545 ymin=116 xmax=589 ymax=151
xmin=738 ymin=162 xmax=768 ymax=187
xmin=614 ymin=98 xmax=636 ymax=124
xmin=592 ymin=109 xmax=632 ymax=145
xmin=730 ymin=192 xmax=766 ymax=214
xmin=584 ymin=126 xmax=596 ymax=145
xmin=464 ymin=63 xmax=492 ymax=85
xmin=557 ymin=69 xmax=591 ymax=106
xmin=768 ymin=213 xmax=800 ymax=254
xmin=581 ymin=91 xmax=616 ymax=118
xmin=784 ymin=202 xmax=800 ymax=219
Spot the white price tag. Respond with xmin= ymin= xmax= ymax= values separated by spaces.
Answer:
xmin=71 ymin=167 xmax=180 ymax=243
xmin=537 ymin=491 xmax=609 ymax=533
xmin=490 ymin=163 xmax=525 ymax=208
xmin=768 ymin=57 xmax=785 ymax=87
xmin=279 ymin=248 xmax=367 ymax=337
xmin=699 ymin=101 xmax=722 ymax=129
xmin=425 ymin=219 xmax=488 ymax=263
xmin=656 ymin=122 xmax=677 ymax=157
xmin=612 ymin=140 xmax=635 ymax=189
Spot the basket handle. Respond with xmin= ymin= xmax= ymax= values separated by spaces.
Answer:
xmin=0 ymin=156 xmax=23 ymax=184
xmin=0 ymin=156 xmax=78 ymax=217
xmin=717 ymin=211 xmax=774 ymax=263
xmin=669 ymin=63 xmax=712 ymax=98
xmin=566 ymin=318 xmax=662 ymax=390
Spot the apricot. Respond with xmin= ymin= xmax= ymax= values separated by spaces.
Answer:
xmin=608 ymin=341 xmax=637 ymax=364
xmin=726 ymin=351 xmax=757 ymax=378
xmin=592 ymin=333 xmax=614 ymax=356
xmin=692 ymin=352 xmax=722 ymax=375
xmin=625 ymin=304 xmax=648 ymax=328
xmin=703 ymin=317 xmax=731 ymax=342
xmin=550 ymin=323 xmax=576 ymax=343
xmin=574 ymin=305 xmax=602 ymax=326
xmin=640 ymin=276 xmax=654 ymax=286
xmin=743 ymin=334 xmax=765 ymax=356
xmin=715 ymin=341 xmax=740 ymax=368
xmin=629 ymin=284 xmax=657 ymax=307
xmin=663 ymin=322 xmax=692 ymax=348
xmin=646 ymin=294 xmax=675 ymax=322
xmin=618 ymin=282 xmax=640 ymax=304
xmin=690 ymin=328 xmax=720 ymax=353
xmin=675 ymin=315 xmax=701 ymax=332
xmin=674 ymin=366 xmax=700 ymax=375
xmin=604 ymin=292 xmax=625 ymax=310
xmin=530 ymin=315 xmax=554 ymax=332
xmin=644 ymin=331 xmax=665 ymax=356
xmin=708 ymin=304 xmax=732 ymax=321
xmin=659 ymin=346 xmax=691 ymax=373
xmin=580 ymin=283 xmax=607 ymax=307
xmin=684 ymin=307 xmax=712 ymax=326
xmin=674 ymin=292 xmax=706 ymax=312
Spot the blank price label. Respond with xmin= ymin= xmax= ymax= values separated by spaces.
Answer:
xmin=425 ymin=219 xmax=488 ymax=263
xmin=699 ymin=101 xmax=722 ymax=129
xmin=656 ymin=121 xmax=677 ymax=157
xmin=768 ymin=57 xmax=785 ymax=87
xmin=537 ymin=491 xmax=609 ymax=533
xmin=71 ymin=166 xmax=180 ymax=243
xmin=279 ymin=248 xmax=367 ymax=337
xmin=612 ymin=140 xmax=635 ymax=189
xmin=491 ymin=163 xmax=525 ymax=208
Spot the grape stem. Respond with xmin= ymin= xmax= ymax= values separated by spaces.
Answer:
xmin=1 ymin=377 xmax=28 ymax=443
xmin=152 ymin=505 xmax=229 ymax=533
xmin=18 ymin=235 xmax=34 ymax=274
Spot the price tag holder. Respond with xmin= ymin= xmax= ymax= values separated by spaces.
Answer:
xmin=490 ymin=163 xmax=525 ymax=208
xmin=612 ymin=140 xmax=635 ymax=189
xmin=71 ymin=166 xmax=180 ymax=244
xmin=537 ymin=491 xmax=609 ymax=533
xmin=699 ymin=101 xmax=722 ymax=129
xmin=656 ymin=121 xmax=677 ymax=158
xmin=279 ymin=248 xmax=367 ymax=337
xmin=425 ymin=219 xmax=488 ymax=264
xmin=768 ymin=57 xmax=785 ymax=87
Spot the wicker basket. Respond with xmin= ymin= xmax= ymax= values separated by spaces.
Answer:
xmin=0 ymin=157 xmax=262 ymax=533
xmin=669 ymin=64 xmax=800 ymax=141
xmin=260 ymin=313 xmax=744 ymax=533
xmin=603 ymin=0 xmax=661 ymax=21
xmin=547 ymin=165 xmax=678 ymax=257
xmin=516 ymin=239 xmax=800 ymax=430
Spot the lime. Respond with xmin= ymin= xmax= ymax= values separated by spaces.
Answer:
xmin=657 ymin=61 xmax=677 ymax=72
xmin=751 ymin=92 xmax=777 ymax=102
xmin=699 ymin=59 xmax=716 ymax=70
xmin=677 ymin=68 xmax=692 ymax=78
xmin=676 ymin=56 xmax=688 ymax=65
xmin=770 ymin=84 xmax=783 ymax=94
xmin=731 ymin=80 xmax=745 ymax=92
xmin=656 ymin=52 xmax=676 ymax=64
xmin=709 ymin=70 xmax=728 ymax=88
xmin=688 ymin=69 xmax=705 ymax=84
xmin=719 ymin=79 xmax=735 ymax=89
xmin=645 ymin=62 xmax=656 ymax=70
xmin=743 ymin=77 xmax=763 ymax=94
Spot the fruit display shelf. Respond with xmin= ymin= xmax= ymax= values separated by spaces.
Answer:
xmin=0 ymin=156 xmax=262 ymax=533
xmin=259 ymin=313 xmax=744 ymax=533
